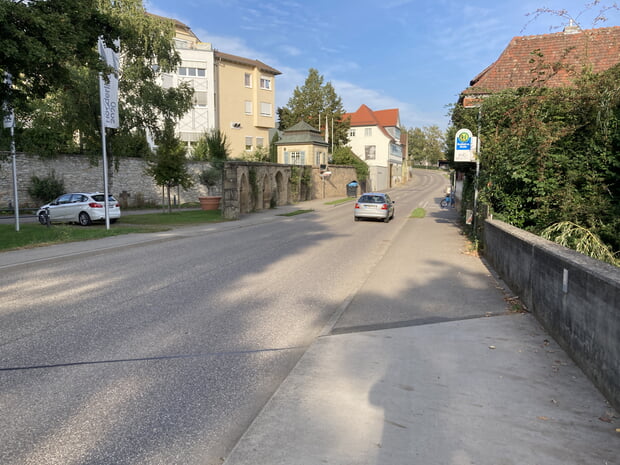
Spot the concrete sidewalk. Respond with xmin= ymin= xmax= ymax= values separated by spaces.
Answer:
xmin=223 ymin=207 xmax=618 ymax=464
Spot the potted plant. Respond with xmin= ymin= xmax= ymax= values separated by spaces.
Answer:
xmin=198 ymin=166 xmax=223 ymax=210
xmin=195 ymin=129 xmax=230 ymax=210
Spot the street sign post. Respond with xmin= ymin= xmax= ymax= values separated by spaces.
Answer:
xmin=454 ymin=128 xmax=475 ymax=162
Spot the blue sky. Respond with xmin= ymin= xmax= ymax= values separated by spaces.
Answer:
xmin=145 ymin=0 xmax=620 ymax=130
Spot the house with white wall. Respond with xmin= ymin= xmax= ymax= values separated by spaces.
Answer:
xmin=151 ymin=14 xmax=281 ymax=157
xmin=343 ymin=104 xmax=404 ymax=191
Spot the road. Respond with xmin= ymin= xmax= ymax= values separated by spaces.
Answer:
xmin=0 ymin=170 xmax=449 ymax=465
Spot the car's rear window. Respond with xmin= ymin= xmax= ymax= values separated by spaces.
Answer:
xmin=91 ymin=194 xmax=117 ymax=202
xmin=359 ymin=195 xmax=385 ymax=203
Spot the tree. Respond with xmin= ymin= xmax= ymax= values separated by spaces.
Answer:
xmin=1 ymin=0 xmax=194 ymax=160
xmin=278 ymin=68 xmax=349 ymax=149
xmin=332 ymin=146 xmax=369 ymax=182
xmin=407 ymin=125 xmax=446 ymax=166
xmin=145 ymin=120 xmax=193 ymax=212
xmin=449 ymin=64 xmax=620 ymax=257
xmin=0 ymin=0 xmax=115 ymax=106
xmin=197 ymin=129 xmax=230 ymax=196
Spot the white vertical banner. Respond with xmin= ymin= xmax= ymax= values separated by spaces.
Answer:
xmin=325 ymin=115 xmax=329 ymax=143
xmin=4 ymin=73 xmax=20 ymax=230
xmin=98 ymin=37 xmax=120 ymax=129
xmin=97 ymin=37 xmax=120 ymax=230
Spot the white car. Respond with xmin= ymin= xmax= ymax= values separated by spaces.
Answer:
xmin=37 ymin=192 xmax=121 ymax=226
xmin=354 ymin=192 xmax=395 ymax=222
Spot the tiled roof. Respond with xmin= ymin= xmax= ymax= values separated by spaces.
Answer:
xmin=275 ymin=121 xmax=328 ymax=146
xmin=463 ymin=26 xmax=620 ymax=97
xmin=214 ymin=51 xmax=281 ymax=76
xmin=343 ymin=105 xmax=400 ymax=128
xmin=343 ymin=105 xmax=401 ymax=142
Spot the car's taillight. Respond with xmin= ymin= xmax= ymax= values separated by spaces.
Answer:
xmin=89 ymin=202 xmax=104 ymax=208
xmin=381 ymin=204 xmax=388 ymax=210
xmin=355 ymin=203 xmax=360 ymax=209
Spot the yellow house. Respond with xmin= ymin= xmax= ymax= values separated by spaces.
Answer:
xmin=214 ymin=51 xmax=281 ymax=157
xmin=275 ymin=121 xmax=329 ymax=167
xmin=150 ymin=13 xmax=281 ymax=157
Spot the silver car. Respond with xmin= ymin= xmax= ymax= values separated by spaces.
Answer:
xmin=354 ymin=193 xmax=395 ymax=222
xmin=37 ymin=192 xmax=121 ymax=226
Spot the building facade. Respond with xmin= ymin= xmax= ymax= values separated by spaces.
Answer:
xmin=153 ymin=14 xmax=281 ymax=157
xmin=274 ymin=121 xmax=329 ymax=167
xmin=214 ymin=51 xmax=281 ymax=158
xmin=343 ymin=105 xmax=404 ymax=191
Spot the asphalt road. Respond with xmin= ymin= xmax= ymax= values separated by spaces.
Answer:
xmin=0 ymin=170 xmax=448 ymax=465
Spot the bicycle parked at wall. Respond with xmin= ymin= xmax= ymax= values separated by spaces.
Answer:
xmin=440 ymin=193 xmax=454 ymax=208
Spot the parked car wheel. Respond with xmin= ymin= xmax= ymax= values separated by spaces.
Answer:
xmin=78 ymin=212 xmax=92 ymax=226
xmin=38 ymin=212 xmax=48 ymax=225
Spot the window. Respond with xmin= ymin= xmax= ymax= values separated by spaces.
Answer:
xmin=245 ymin=73 xmax=252 ymax=87
xmin=260 ymin=76 xmax=271 ymax=90
xmin=260 ymin=102 xmax=272 ymax=116
xmin=349 ymin=129 xmax=356 ymax=137
xmin=290 ymin=151 xmax=301 ymax=164
xmin=256 ymin=137 xmax=264 ymax=148
xmin=244 ymin=100 xmax=253 ymax=115
xmin=365 ymin=145 xmax=376 ymax=160
xmin=194 ymin=92 xmax=208 ymax=107
xmin=245 ymin=136 xmax=253 ymax=151
xmin=284 ymin=151 xmax=305 ymax=165
xmin=365 ymin=128 xmax=372 ymax=137
xmin=315 ymin=152 xmax=322 ymax=166
xmin=178 ymin=67 xmax=206 ymax=77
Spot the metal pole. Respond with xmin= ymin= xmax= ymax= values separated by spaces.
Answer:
xmin=472 ymin=106 xmax=482 ymax=239
xmin=10 ymin=123 xmax=19 ymax=232
xmin=99 ymin=73 xmax=111 ymax=230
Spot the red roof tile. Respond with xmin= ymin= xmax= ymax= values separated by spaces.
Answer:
xmin=343 ymin=105 xmax=401 ymax=142
xmin=463 ymin=26 xmax=620 ymax=97
xmin=343 ymin=105 xmax=400 ymax=127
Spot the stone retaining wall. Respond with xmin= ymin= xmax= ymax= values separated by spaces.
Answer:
xmin=1 ymin=153 xmax=357 ymax=213
xmin=484 ymin=219 xmax=620 ymax=411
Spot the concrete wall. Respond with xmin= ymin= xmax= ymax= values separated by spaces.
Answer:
xmin=483 ymin=219 xmax=620 ymax=410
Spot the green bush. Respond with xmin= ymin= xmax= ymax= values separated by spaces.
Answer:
xmin=27 ymin=173 xmax=65 ymax=204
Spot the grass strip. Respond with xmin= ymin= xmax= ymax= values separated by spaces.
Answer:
xmin=410 ymin=208 xmax=426 ymax=218
xmin=0 ymin=210 xmax=227 ymax=252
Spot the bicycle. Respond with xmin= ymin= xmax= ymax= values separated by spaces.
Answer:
xmin=440 ymin=194 xmax=455 ymax=208
xmin=38 ymin=206 xmax=51 ymax=227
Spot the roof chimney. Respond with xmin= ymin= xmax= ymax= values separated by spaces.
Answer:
xmin=564 ymin=19 xmax=580 ymax=34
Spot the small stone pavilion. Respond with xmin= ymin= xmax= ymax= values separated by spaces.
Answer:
xmin=275 ymin=121 xmax=329 ymax=167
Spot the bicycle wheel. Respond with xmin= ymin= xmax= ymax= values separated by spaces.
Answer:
xmin=440 ymin=199 xmax=448 ymax=208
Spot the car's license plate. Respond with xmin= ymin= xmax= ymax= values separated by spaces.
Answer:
xmin=364 ymin=205 xmax=376 ymax=209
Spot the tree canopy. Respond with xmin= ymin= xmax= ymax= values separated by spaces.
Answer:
xmin=0 ymin=0 xmax=194 ymax=160
xmin=407 ymin=125 xmax=446 ymax=166
xmin=278 ymin=68 xmax=349 ymax=149
xmin=0 ymin=0 xmax=113 ymax=105
xmin=450 ymin=63 xmax=620 ymax=259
